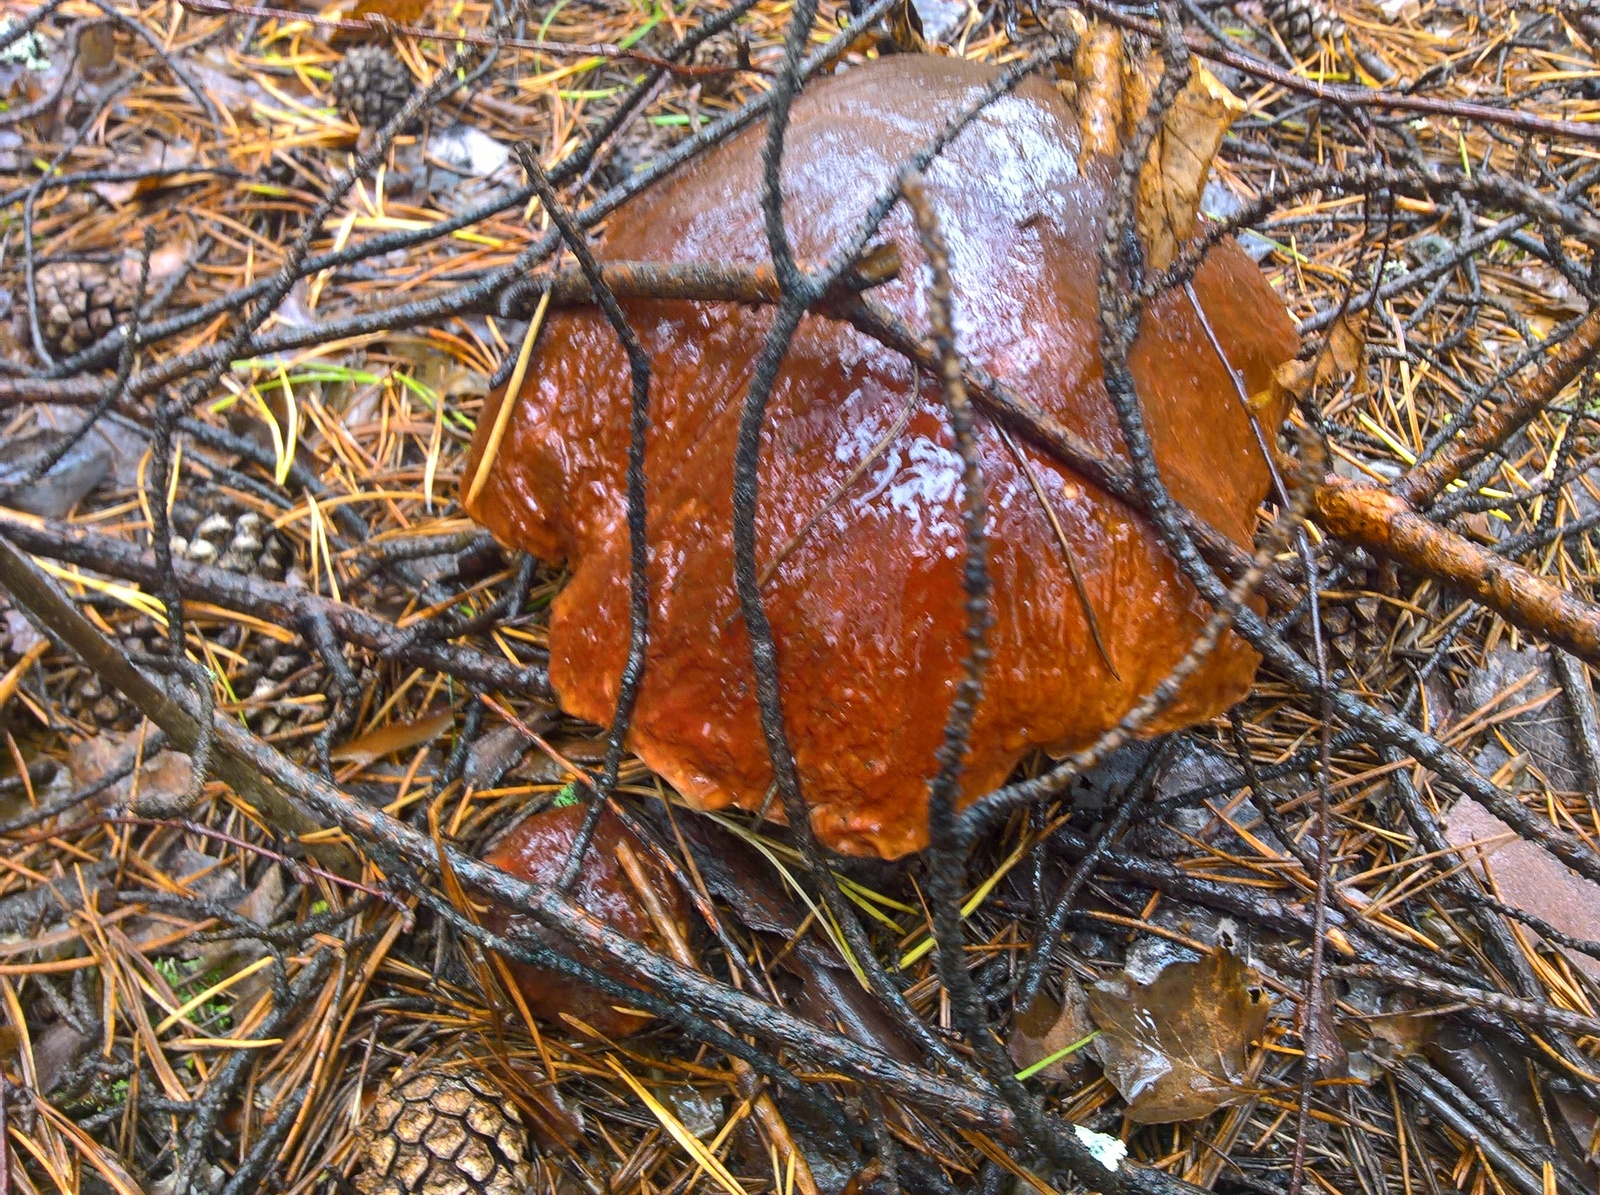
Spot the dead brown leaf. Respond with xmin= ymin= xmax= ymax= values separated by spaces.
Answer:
xmin=1445 ymin=796 xmax=1600 ymax=982
xmin=331 ymin=709 xmax=454 ymax=767
xmin=111 ymin=240 xmax=192 ymax=301
xmin=1137 ymin=63 xmax=1245 ymax=272
xmin=1365 ymin=1011 xmax=1434 ymax=1059
xmin=127 ymin=749 xmax=196 ymax=818
xmin=1009 ymin=975 xmax=1097 ymax=1084
xmin=1087 ymin=947 xmax=1270 ymax=1123
xmin=1259 ymin=311 xmax=1367 ymax=410
xmin=67 ymin=724 xmax=195 ymax=815
xmin=1121 ymin=51 xmax=1159 ymax=145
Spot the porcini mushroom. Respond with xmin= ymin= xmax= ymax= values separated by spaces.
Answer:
xmin=481 ymin=804 xmax=690 ymax=1038
xmin=464 ymin=53 xmax=1298 ymax=859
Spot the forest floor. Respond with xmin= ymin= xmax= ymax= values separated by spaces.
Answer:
xmin=3 ymin=0 xmax=1600 ymax=1193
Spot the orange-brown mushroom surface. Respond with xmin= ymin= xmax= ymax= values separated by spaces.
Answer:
xmin=464 ymin=54 xmax=1298 ymax=859
xmin=482 ymin=805 xmax=690 ymax=1038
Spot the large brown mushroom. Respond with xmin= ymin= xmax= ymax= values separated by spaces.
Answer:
xmin=464 ymin=53 xmax=1298 ymax=859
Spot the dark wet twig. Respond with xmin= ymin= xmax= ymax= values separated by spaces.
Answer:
xmin=516 ymin=148 xmax=654 ymax=896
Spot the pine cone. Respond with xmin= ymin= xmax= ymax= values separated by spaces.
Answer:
xmin=354 ymin=1065 xmax=534 ymax=1195
xmin=593 ymin=116 xmax=682 ymax=191
xmin=1261 ymin=0 xmax=1346 ymax=57
xmin=693 ymin=29 xmax=749 ymax=98
xmin=170 ymin=498 xmax=290 ymax=577
xmin=331 ymin=45 xmax=416 ymax=131
xmin=35 ymin=261 xmax=133 ymax=359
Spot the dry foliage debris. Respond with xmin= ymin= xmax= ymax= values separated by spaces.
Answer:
xmin=2 ymin=0 xmax=1600 ymax=1194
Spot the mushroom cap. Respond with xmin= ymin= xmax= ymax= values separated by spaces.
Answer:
xmin=465 ymin=55 xmax=1298 ymax=858
xmin=481 ymin=804 xmax=687 ymax=1038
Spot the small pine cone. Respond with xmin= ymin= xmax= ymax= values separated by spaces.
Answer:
xmin=215 ymin=511 xmax=268 ymax=573
xmin=331 ymin=45 xmax=416 ymax=131
xmin=35 ymin=262 xmax=133 ymax=359
xmin=354 ymin=1064 xmax=534 ymax=1195
xmin=693 ymin=29 xmax=749 ymax=98
xmin=594 ymin=117 xmax=682 ymax=191
xmin=1260 ymin=0 xmax=1346 ymax=57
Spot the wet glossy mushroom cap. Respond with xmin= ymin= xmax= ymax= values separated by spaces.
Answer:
xmin=481 ymin=804 xmax=689 ymax=1038
xmin=464 ymin=54 xmax=1298 ymax=858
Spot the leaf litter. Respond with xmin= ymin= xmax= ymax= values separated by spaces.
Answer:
xmin=1087 ymin=948 xmax=1272 ymax=1124
xmin=1 ymin=0 xmax=1600 ymax=1193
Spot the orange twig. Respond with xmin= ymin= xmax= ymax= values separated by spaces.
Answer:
xmin=1314 ymin=478 xmax=1600 ymax=664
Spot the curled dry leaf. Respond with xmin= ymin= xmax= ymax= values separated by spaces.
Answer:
xmin=885 ymin=0 xmax=932 ymax=54
xmin=464 ymin=54 xmax=1296 ymax=858
xmin=1137 ymin=64 xmax=1246 ymax=272
xmin=1086 ymin=948 xmax=1270 ymax=1123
